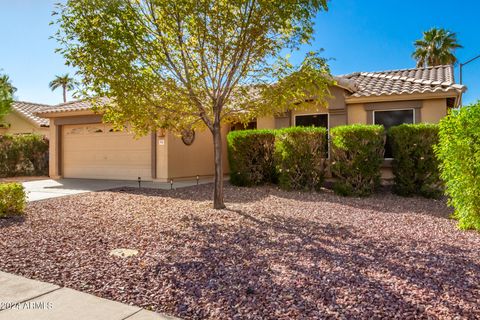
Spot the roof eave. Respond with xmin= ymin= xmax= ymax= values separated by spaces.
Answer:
xmin=36 ymin=109 xmax=97 ymax=118
xmin=12 ymin=108 xmax=49 ymax=128
xmin=332 ymin=76 xmax=357 ymax=93
xmin=345 ymin=89 xmax=464 ymax=104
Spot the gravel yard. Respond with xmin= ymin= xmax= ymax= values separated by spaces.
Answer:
xmin=1 ymin=184 xmax=479 ymax=319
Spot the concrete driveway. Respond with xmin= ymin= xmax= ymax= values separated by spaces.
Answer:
xmin=0 ymin=271 xmax=178 ymax=319
xmin=22 ymin=178 xmax=210 ymax=202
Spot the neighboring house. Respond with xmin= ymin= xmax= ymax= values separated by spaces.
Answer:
xmin=1 ymin=101 xmax=51 ymax=137
xmin=37 ymin=65 xmax=465 ymax=181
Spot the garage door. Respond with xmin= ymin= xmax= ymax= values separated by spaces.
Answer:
xmin=62 ymin=124 xmax=151 ymax=180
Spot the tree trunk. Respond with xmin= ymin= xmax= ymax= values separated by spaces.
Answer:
xmin=212 ymin=121 xmax=225 ymax=209
xmin=62 ymin=85 xmax=67 ymax=103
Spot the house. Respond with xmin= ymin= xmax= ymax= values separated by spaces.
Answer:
xmin=1 ymin=101 xmax=51 ymax=137
xmin=37 ymin=65 xmax=465 ymax=181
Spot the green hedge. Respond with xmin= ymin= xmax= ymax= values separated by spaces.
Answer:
xmin=275 ymin=126 xmax=327 ymax=191
xmin=436 ymin=103 xmax=480 ymax=231
xmin=330 ymin=124 xmax=385 ymax=196
xmin=227 ymin=129 xmax=276 ymax=186
xmin=389 ymin=124 xmax=441 ymax=198
xmin=0 ymin=134 xmax=49 ymax=177
xmin=0 ymin=183 xmax=26 ymax=217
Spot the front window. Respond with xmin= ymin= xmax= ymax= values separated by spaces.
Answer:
xmin=295 ymin=113 xmax=329 ymax=157
xmin=295 ymin=114 xmax=328 ymax=128
xmin=374 ymin=109 xmax=414 ymax=158
xmin=230 ymin=121 xmax=257 ymax=131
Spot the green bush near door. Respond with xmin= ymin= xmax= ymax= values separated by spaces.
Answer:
xmin=330 ymin=124 xmax=385 ymax=196
xmin=436 ymin=103 xmax=480 ymax=231
xmin=227 ymin=129 xmax=276 ymax=186
xmin=389 ymin=124 xmax=441 ymax=198
xmin=275 ymin=126 xmax=327 ymax=191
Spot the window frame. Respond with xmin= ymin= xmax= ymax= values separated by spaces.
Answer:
xmin=294 ymin=112 xmax=330 ymax=158
xmin=373 ymin=108 xmax=415 ymax=160
xmin=293 ymin=112 xmax=330 ymax=129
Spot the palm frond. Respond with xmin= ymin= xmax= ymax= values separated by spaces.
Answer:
xmin=412 ymin=28 xmax=462 ymax=67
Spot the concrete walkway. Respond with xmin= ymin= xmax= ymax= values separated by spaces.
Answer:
xmin=23 ymin=178 xmax=214 ymax=202
xmin=0 ymin=271 xmax=179 ymax=320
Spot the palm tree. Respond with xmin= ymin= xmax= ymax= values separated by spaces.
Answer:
xmin=0 ymin=73 xmax=16 ymax=123
xmin=412 ymin=28 xmax=463 ymax=67
xmin=0 ymin=74 xmax=17 ymax=95
xmin=49 ymin=74 xmax=76 ymax=103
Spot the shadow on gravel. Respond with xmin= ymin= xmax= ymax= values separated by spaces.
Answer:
xmin=0 ymin=216 xmax=26 ymax=228
xmin=149 ymin=208 xmax=479 ymax=319
xmin=114 ymin=183 xmax=453 ymax=219
xmin=2 ymin=185 xmax=478 ymax=319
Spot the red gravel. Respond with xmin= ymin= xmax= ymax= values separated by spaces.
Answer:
xmin=1 ymin=184 xmax=479 ymax=319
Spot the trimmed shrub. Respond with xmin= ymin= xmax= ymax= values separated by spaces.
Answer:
xmin=0 ymin=183 xmax=26 ymax=217
xmin=330 ymin=124 xmax=385 ymax=196
xmin=227 ymin=129 xmax=276 ymax=186
xmin=435 ymin=103 xmax=480 ymax=231
xmin=0 ymin=134 xmax=48 ymax=177
xmin=389 ymin=124 xmax=441 ymax=198
xmin=275 ymin=126 xmax=327 ymax=191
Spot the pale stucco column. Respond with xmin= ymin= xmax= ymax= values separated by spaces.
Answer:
xmin=48 ymin=122 xmax=61 ymax=179
xmin=154 ymin=130 xmax=169 ymax=182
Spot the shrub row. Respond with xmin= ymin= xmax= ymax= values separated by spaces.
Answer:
xmin=275 ymin=126 xmax=327 ymax=191
xmin=0 ymin=134 xmax=49 ymax=177
xmin=389 ymin=124 xmax=441 ymax=198
xmin=228 ymin=123 xmax=441 ymax=197
xmin=228 ymin=125 xmax=383 ymax=195
xmin=0 ymin=183 xmax=26 ymax=218
xmin=330 ymin=124 xmax=385 ymax=196
xmin=227 ymin=130 xmax=276 ymax=186
xmin=436 ymin=103 xmax=480 ymax=231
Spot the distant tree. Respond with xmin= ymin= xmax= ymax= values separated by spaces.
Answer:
xmin=49 ymin=73 xmax=76 ymax=103
xmin=54 ymin=0 xmax=333 ymax=209
xmin=0 ymin=75 xmax=17 ymax=95
xmin=413 ymin=28 xmax=463 ymax=67
xmin=0 ymin=73 xmax=16 ymax=124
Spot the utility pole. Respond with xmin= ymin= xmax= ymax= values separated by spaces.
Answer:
xmin=459 ymin=54 xmax=480 ymax=84
xmin=458 ymin=54 xmax=480 ymax=106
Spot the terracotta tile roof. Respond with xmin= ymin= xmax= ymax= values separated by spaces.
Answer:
xmin=36 ymin=97 xmax=109 ymax=116
xmin=340 ymin=65 xmax=465 ymax=99
xmin=35 ymin=66 xmax=465 ymax=117
xmin=12 ymin=101 xmax=52 ymax=127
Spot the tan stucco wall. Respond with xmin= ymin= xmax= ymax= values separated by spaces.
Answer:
xmin=291 ymin=105 xmax=329 ymax=125
xmin=257 ymin=103 xmax=336 ymax=130
xmin=156 ymin=132 xmax=169 ymax=181
xmin=256 ymin=116 xmax=275 ymax=130
xmin=347 ymin=98 xmax=447 ymax=125
xmin=259 ymin=98 xmax=447 ymax=129
xmin=256 ymin=85 xmax=346 ymax=130
xmin=346 ymin=103 xmax=366 ymax=124
xmin=166 ymin=125 xmax=229 ymax=180
xmin=3 ymin=112 xmax=49 ymax=137
xmin=421 ymin=98 xmax=447 ymax=123
xmin=326 ymin=86 xmax=347 ymax=111
xmin=48 ymin=124 xmax=60 ymax=179
xmin=257 ymin=104 xmax=330 ymax=130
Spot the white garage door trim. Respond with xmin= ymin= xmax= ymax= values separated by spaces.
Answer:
xmin=62 ymin=124 xmax=152 ymax=180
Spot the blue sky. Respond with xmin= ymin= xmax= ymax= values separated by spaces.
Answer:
xmin=1 ymin=0 xmax=479 ymax=105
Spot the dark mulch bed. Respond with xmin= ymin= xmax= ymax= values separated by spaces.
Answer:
xmin=1 ymin=184 xmax=479 ymax=319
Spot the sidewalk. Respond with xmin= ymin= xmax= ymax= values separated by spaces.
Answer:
xmin=23 ymin=177 xmax=223 ymax=202
xmin=0 ymin=271 xmax=179 ymax=320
